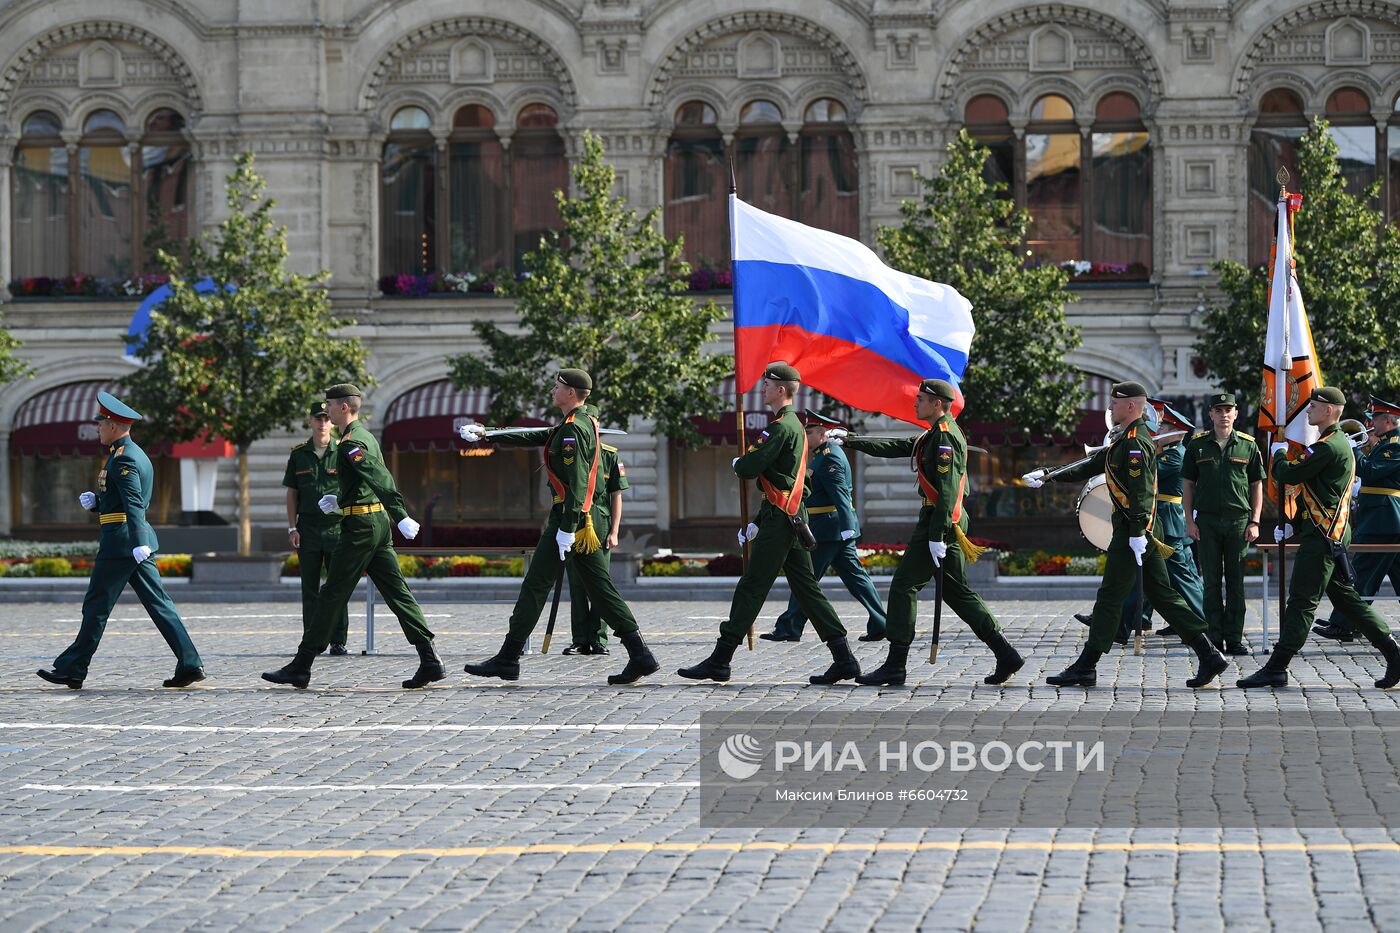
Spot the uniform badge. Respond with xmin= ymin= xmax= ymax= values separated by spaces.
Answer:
xmin=120 ymin=468 xmax=131 ymax=476
xmin=97 ymin=469 xmax=107 ymax=492
xmin=937 ymin=445 xmax=953 ymax=461
xmin=756 ymin=431 xmax=770 ymax=445
xmin=347 ymin=446 xmax=366 ymax=464
xmin=618 ymin=463 xmax=626 ymax=475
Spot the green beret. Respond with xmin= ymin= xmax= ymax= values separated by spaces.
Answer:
xmin=324 ymin=383 xmax=363 ymax=400
xmin=799 ymin=408 xmax=843 ymax=428
xmin=1310 ymin=386 xmax=1345 ymax=405
xmin=1111 ymin=381 xmax=1148 ymax=399
xmin=1208 ymin=392 xmax=1236 ymax=409
xmin=557 ymin=368 xmax=592 ymax=391
xmin=308 ymin=402 xmax=329 ymax=418
xmin=918 ymin=378 xmax=957 ymax=402
xmin=763 ymin=362 xmax=801 ymax=382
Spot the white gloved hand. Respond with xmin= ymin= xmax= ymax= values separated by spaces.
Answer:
xmin=1127 ymin=535 xmax=1148 ymax=566
xmin=457 ymin=422 xmax=485 ymax=443
xmin=397 ymin=517 xmax=420 ymax=540
xmin=1270 ymin=442 xmax=1288 ymax=458
xmin=1352 ymin=478 xmax=1362 ymax=498
xmin=132 ymin=545 xmax=152 ymax=564
xmin=1274 ymin=524 xmax=1293 ymax=543
xmin=840 ymin=529 xmax=857 ymax=541
xmin=731 ymin=457 xmax=741 ymax=470
xmin=78 ymin=491 xmax=97 ymax=510
xmin=929 ymin=541 xmax=948 ymax=566
xmin=827 ymin=428 xmax=847 ymax=447
xmin=555 ymin=529 xmax=576 ymax=560
xmin=317 ymin=494 xmax=339 ymax=514
xmin=737 ymin=522 xmax=759 ymax=547
xmin=1021 ymin=469 xmax=1046 ymax=489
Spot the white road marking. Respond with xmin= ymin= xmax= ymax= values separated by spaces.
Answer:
xmin=22 ymin=781 xmax=699 ymax=793
xmin=0 ymin=722 xmax=700 ymax=734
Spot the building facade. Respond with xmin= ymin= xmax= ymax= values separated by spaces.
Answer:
xmin=1 ymin=0 xmax=1397 ymax=549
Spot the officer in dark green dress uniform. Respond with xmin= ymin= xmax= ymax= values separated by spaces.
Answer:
xmin=761 ymin=409 xmax=887 ymax=643
xmin=836 ymin=378 xmax=1023 ymax=686
xmin=38 ymin=391 xmax=205 ymax=689
xmin=1182 ymin=393 xmax=1265 ymax=655
xmin=677 ymin=363 xmax=861 ymax=685
xmin=263 ymin=384 xmax=443 ymax=690
xmin=1240 ymin=386 xmax=1400 ymax=688
xmin=459 ymin=369 xmax=659 ymax=685
xmin=1023 ymin=382 xmax=1228 ymax=688
xmin=1314 ymin=395 xmax=1400 ymax=641
xmin=563 ymin=403 xmax=630 ymax=656
xmin=282 ymin=402 xmax=350 ymax=653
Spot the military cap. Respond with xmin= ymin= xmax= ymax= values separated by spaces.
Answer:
xmin=308 ymin=402 xmax=329 ymax=418
xmin=1159 ymin=404 xmax=1196 ymax=433
xmin=1309 ymin=386 xmax=1345 ymax=406
xmin=763 ymin=362 xmax=801 ymax=382
xmin=1207 ymin=392 xmax=1236 ymax=409
xmin=556 ymin=368 xmax=592 ymax=391
xmin=1366 ymin=395 xmax=1400 ymax=419
xmin=918 ymin=378 xmax=958 ymax=402
xmin=93 ymin=391 xmax=143 ymax=425
xmin=1111 ymin=381 xmax=1148 ymax=399
xmin=324 ymin=383 xmax=363 ymax=399
xmin=799 ymin=408 xmax=844 ymax=429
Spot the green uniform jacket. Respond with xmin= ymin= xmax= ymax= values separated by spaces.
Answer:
xmin=1355 ymin=429 xmax=1400 ymax=538
xmin=803 ymin=442 xmax=859 ymax=542
xmin=1154 ymin=442 xmax=1188 ymax=544
xmin=594 ymin=444 xmax=629 ymax=528
xmin=282 ymin=438 xmax=343 ymax=530
xmin=1183 ymin=429 xmax=1265 ymax=516
xmin=1271 ymin=423 xmax=1352 ymax=535
xmin=334 ymin=421 xmax=410 ymax=521
xmin=1056 ymin=417 xmax=1155 ymax=536
xmin=87 ymin=436 xmax=160 ymax=557
xmin=845 ymin=413 xmax=966 ymax=539
xmin=735 ymin=404 xmax=806 ymax=521
xmin=494 ymin=409 xmax=600 ymax=534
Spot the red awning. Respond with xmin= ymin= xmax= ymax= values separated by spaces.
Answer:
xmin=381 ymin=380 xmax=547 ymax=453
xmin=11 ymin=380 xmax=120 ymax=457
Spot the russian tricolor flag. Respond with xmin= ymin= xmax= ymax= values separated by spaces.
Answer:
xmin=729 ymin=195 xmax=974 ymax=426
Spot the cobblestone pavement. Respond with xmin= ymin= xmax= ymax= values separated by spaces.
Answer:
xmin=3 ymin=596 xmax=1400 ymax=932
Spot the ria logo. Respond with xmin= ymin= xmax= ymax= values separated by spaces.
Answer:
xmin=717 ymin=733 xmax=764 ymax=780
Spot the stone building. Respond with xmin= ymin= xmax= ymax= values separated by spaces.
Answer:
xmin=1 ymin=0 xmax=1397 ymax=550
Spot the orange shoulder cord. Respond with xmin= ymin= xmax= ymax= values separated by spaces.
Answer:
xmin=913 ymin=423 xmax=986 ymax=563
xmin=1299 ymin=440 xmax=1355 ymax=543
xmin=759 ymin=428 xmax=808 ymax=516
xmin=1103 ymin=425 xmax=1174 ymax=558
xmin=543 ymin=412 xmax=604 ymax=553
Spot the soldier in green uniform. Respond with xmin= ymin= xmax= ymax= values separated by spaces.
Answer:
xmin=563 ymin=403 xmax=630 ymax=656
xmin=263 ymin=384 xmax=443 ymax=690
xmin=761 ymin=409 xmax=887 ymax=643
xmin=677 ymin=363 xmax=861 ymax=685
xmin=459 ymin=369 xmax=659 ymax=685
xmin=1314 ymin=395 xmax=1400 ymax=642
xmin=282 ymin=402 xmax=350 ymax=654
xmin=1023 ymin=382 xmax=1228 ymax=688
xmin=38 ymin=391 xmax=205 ymax=689
xmin=1182 ymin=393 xmax=1265 ymax=655
xmin=1239 ymin=386 xmax=1400 ymax=688
xmin=834 ymin=379 xmax=1023 ymax=686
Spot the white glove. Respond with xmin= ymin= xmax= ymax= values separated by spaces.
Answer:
xmin=827 ymin=428 xmax=847 ymax=447
xmin=1127 ymin=535 xmax=1147 ymax=566
xmin=929 ymin=541 xmax=948 ymax=566
xmin=317 ymin=494 xmax=338 ymax=514
xmin=840 ymin=529 xmax=857 ymax=541
xmin=1352 ymin=479 xmax=1362 ymax=498
xmin=556 ymin=529 xmax=576 ymax=560
xmin=732 ymin=457 xmax=741 ymax=470
xmin=397 ymin=517 xmax=420 ymax=540
xmin=737 ymin=522 xmax=758 ymax=546
xmin=1274 ymin=524 xmax=1293 ymax=542
xmin=1350 ymin=435 xmax=1363 ymax=450
xmin=1021 ymin=469 xmax=1046 ymax=489
xmin=132 ymin=545 xmax=152 ymax=564
xmin=1270 ymin=442 xmax=1288 ymax=458
xmin=78 ymin=491 xmax=97 ymax=510
xmin=458 ymin=422 xmax=485 ymax=442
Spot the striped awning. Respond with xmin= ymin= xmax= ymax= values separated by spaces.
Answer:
xmin=381 ymin=380 xmax=547 ymax=452
xmin=11 ymin=380 xmax=120 ymax=456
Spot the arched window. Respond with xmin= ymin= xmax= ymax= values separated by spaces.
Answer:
xmin=12 ymin=110 xmax=69 ymax=277
xmin=1324 ymin=87 xmax=1376 ymax=199
xmin=798 ymin=98 xmax=858 ymax=238
xmin=510 ymin=103 xmax=567 ymax=265
xmin=964 ymin=95 xmax=1014 ymax=195
xmin=1248 ymin=88 xmax=1308 ymax=266
xmin=736 ymin=99 xmax=791 ymax=220
xmin=141 ymin=108 xmax=191 ymax=270
xmin=1024 ymin=95 xmax=1081 ymax=265
xmin=664 ymin=101 xmax=727 ymax=268
xmin=1390 ymin=94 xmax=1400 ymax=225
xmin=381 ymin=106 xmax=437 ymax=276
xmin=76 ymin=109 xmax=133 ymax=278
xmin=1089 ymin=92 xmax=1151 ymax=275
xmin=448 ymin=104 xmax=505 ymax=274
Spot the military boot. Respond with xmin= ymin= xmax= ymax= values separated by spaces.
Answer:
xmin=1046 ymin=646 xmax=1102 ymax=687
xmin=1186 ymin=634 xmax=1230 ymax=687
xmin=1371 ymin=635 xmax=1400 ymax=689
xmin=809 ymin=636 xmax=860 ymax=685
xmin=1235 ymin=647 xmax=1295 ymax=688
xmin=262 ymin=645 xmax=317 ymax=689
xmin=463 ymin=636 xmax=526 ymax=681
xmin=982 ymin=631 xmax=1025 ymax=685
xmin=677 ymin=639 xmax=738 ymax=682
xmin=609 ymin=630 xmax=660 ymax=685
xmin=855 ymin=643 xmax=909 ymax=686
xmin=403 ymin=640 xmax=446 ymax=689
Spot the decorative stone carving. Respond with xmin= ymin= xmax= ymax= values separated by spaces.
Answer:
xmin=1326 ymin=18 xmax=1370 ymax=65
xmin=1028 ymin=25 xmax=1074 ymax=72
xmin=449 ymin=38 xmax=494 ymax=84
xmin=78 ymin=41 xmax=122 ymax=89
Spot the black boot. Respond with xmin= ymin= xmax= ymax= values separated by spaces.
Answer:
xmin=677 ymin=639 xmax=738 ymax=682
xmin=262 ymin=645 xmax=317 ymax=689
xmin=403 ymin=640 xmax=446 ymax=689
xmin=163 ymin=667 xmax=206 ymax=688
xmin=36 ymin=669 xmax=83 ymax=689
xmin=1236 ymin=647 xmax=1295 ymax=688
xmin=1186 ymin=634 xmax=1229 ymax=688
xmin=1074 ymin=612 xmax=1093 ymax=628
xmin=463 ymin=636 xmax=526 ymax=681
xmin=809 ymin=637 xmax=860 ymax=685
xmin=609 ymin=630 xmax=660 ymax=685
xmin=1046 ymin=646 xmax=1102 ymax=687
xmin=982 ymin=632 xmax=1025 ymax=685
xmin=1372 ymin=636 xmax=1400 ymax=689
xmin=855 ymin=643 xmax=909 ymax=686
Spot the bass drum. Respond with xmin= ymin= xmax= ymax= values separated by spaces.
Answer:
xmin=1075 ymin=475 xmax=1114 ymax=552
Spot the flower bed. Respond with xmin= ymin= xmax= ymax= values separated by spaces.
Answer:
xmin=377 ymin=272 xmax=499 ymax=296
xmin=8 ymin=274 xmax=172 ymax=298
xmin=998 ymin=550 xmax=1106 ymax=577
xmin=282 ymin=553 xmax=524 ymax=578
xmin=639 ymin=539 xmax=1006 ymax=577
xmin=0 ymin=554 xmax=191 ymax=578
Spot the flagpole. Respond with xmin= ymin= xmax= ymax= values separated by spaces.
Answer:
xmin=729 ymin=160 xmax=754 ymax=651
xmin=1271 ymin=169 xmax=1291 ymax=653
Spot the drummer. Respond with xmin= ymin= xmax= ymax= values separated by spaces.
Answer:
xmin=1022 ymin=382 xmax=1228 ymax=688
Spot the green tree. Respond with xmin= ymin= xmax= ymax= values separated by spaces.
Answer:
xmin=122 ymin=152 xmax=370 ymax=555
xmin=449 ymin=131 xmax=731 ymax=445
xmin=1198 ymin=116 xmax=1400 ymax=417
xmin=876 ymin=129 xmax=1086 ymax=432
xmin=0 ymin=311 xmax=34 ymax=386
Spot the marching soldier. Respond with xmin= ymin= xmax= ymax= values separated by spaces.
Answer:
xmin=458 ymin=369 xmax=659 ymax=685
xmin=676 ymin=363 xmax=861 ymax=685
xmin=563 ymin=403 xmax=630 ymax=656
xmin=38 ymin=391 xmax=205 ymax=689
xmin=282 ymin=402 xmax=350 ymax=654
xmin=1240 ymin=386 xmax=1400 ymax=688
xmin=1023 ymin=382 xmax=1228 ymax=688
xmin=761 ymin=409 xmax=887 ymax=644
xmin=263 ymin=384 xmax=443 ymax=690
xmin=1314 ymin=395 xmax=1400 ymax=642
xmin=1182 ymin=392 xmax=1265 ymax=655
xmin=834 ymin=379 xmax=1023 ymax=686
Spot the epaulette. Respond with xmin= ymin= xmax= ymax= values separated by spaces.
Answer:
xmin=1191 ymin=430 xmax=1209 ymax=440
xmin=602 ymin=444 xmax=618 ymax=453
xmin=291 ymin=442 xmax=306 ymax=451
xmin=114 ymin=445 xmax=125 ymax=456
xmin=1235 ymin=430 xmax=1252 ymax=439
xmin=1126 ymin=426 xmax=1138 ymax=440
xmin=938 ymin=422 xmax=950 ymax=431
xmin=564 ymin=412 xmax=577 ymax=424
